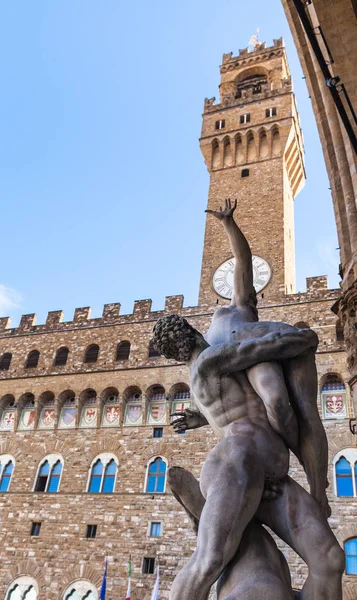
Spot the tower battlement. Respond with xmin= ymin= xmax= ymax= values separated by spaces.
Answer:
xmin=0 ymin=277 xmax=341 ymax=338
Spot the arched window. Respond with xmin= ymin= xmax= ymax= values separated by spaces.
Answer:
xmin=333 ymin=449 xmax=357 ymax=497
xmin=0 ymin=455 xmax=15 ymax=492
xmin=0 ymin=352 xmax=12 ymax=371
xmin=148 ymin=341 xmax=160 ymax=358
xmin=84 ymin=344 xmax=99 ymax=364
xmin=345 ymin=538 xmax=357 ymax=575
xmin=54 ymin=347 xmax=69 ymax=367
xmin=170 ymin=383 xmax=191 ymax=420
xmin=145 ymin=457 xmax=167 ymax=493
xmin=212 ymin=139 xmax=220 ymax=170
xmin=223 ymin=138 xmax=233 ymax=167
xmin=116 ymin=341 xmax=131 ymax=361
xmin=58 ymin=390 xmax=76 ymax=429
xmin=336 ymin=457 xmax=353 ymax=497
xmin=25 ymin=350 xmax=40 ymax=369
xmin=62 ymin=580 xmax=98 ymax=600
xmin=34 ymin=455 xmax=63 ymax=493
xmin=88 ymin=454 xmax=118 ymax=493
xmin=5 ymin=576 xmax=39 ymax=599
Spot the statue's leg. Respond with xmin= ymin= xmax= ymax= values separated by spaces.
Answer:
xmin=217 ymin=521 xmax=294 ymax=600
xmin=167 ymin=466 xmax=205 ymax=534
xmin=247 ymin=361 xmax=302 ymax=463
xmin=257 ymin=476 xmax=345 ymax=600
xmin=282 ymin=350 xmax=329 ymax=515
xmin=169 ymin=436 xmax=265 ymax=600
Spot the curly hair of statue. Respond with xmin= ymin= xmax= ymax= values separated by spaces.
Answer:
xmin=152 ymin=314 xmax=197 ymax=361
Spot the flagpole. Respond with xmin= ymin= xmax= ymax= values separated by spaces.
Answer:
xmin=125 ymin=554 xmax=132 ymax=600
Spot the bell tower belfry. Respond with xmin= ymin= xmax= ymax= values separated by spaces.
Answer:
xmin=199 ymin=38 xmax=305 ymax=307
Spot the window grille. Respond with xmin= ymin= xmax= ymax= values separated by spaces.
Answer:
xmin=153 ymin=428 xmax=163 ymax=438
xmin=148 ymin=341 xmax=160 ymax=358
xmin=86 ymin=524 xmax=97 ymax=539
xmin=84 ymin=344 xmax=99 ymax=364
xmin=215 ymin=119 xmax=225 ymax=130
xmin=116 ymin=341 xmax=131 ymax=361
xmin=146 ymin=457 xmax=167 ymax=493
xmin=241 ymin=169 xmax=250 ymax=178
xmin=30 ymin=522 xmax=41 ymax=537
xmin=0 ymin=353 xmax=12 ymax=371
xmin=142 ymin=557 xmax=155 ymax=574
xmin=54 ymin=347 xmax=69 ymax=366
xmin=25 ymin=350 xmax=40 ymax=369
xmin=150 ymin=522 xmax=162 ymax=537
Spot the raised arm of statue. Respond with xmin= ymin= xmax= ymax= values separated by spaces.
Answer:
xmin=206 ymin=199 xmax=255 ymax=311
xmin=197 ymin=329 xmax=318 ymax=378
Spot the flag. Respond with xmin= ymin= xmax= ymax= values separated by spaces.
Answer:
xmin=150 ymin=563 xmax=159 ymax=600
xmin=125 ymin=556 xmax=132 ymax=600
xmin=99 ymin=558 xmax=108 ymax=600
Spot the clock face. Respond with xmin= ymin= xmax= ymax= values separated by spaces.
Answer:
xmin=213 ymin=256 xmax=271 ymax=299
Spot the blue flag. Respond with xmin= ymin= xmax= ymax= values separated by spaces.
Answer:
xmin=99 ymin=558 xmax=108 ymax=599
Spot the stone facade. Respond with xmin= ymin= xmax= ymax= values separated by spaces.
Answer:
xmin=0 ymin=39 xmax=356 ymax=600
xmin=281 ymin=0 xmax=357 ymax=414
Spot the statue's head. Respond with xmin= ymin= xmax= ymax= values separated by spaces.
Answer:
xmin=152 ymin=314 xmax=198 ymax=362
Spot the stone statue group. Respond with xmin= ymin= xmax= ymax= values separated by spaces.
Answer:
xmin=152 ymin=201 xmax=345 ymax=600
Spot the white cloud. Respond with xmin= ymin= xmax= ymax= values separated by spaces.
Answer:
xmin=0 ymin=285 xmax=22 ymax=316
xmin=316 ymin=240 xmax=340 ymax=273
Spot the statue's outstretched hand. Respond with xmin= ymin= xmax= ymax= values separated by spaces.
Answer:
xmin=170 ymin=408 xmax=207 ymax=432
xmin=206 ymin=198 xmax=237 ymax=221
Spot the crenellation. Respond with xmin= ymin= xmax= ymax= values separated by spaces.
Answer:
xmin=18 ymin=314 xmax=37 ymax=332
xmin=102 ymin=303 xmax=121 ymax=321
xmin=164 ymin=295 xmax=184 ymax=313
xmin=45 ymin=311 xmax=64 ymax=328
xmin=0 ymin=317 xmax=10 ymax=331
xmin=133 ymin=299 xmax=153 ymax=318
xmin=73 ymin=307 xmax=91 ymax=323
xmin=306 ymin=275 xmax=329 ymax=295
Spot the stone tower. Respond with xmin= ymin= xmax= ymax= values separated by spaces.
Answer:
xmin=199 ymin=38 xmax=306 ymax=306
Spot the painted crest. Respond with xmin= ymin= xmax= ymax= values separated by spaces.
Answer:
xmin=61 ymin=407 xmax=76 ymax=427
xmin=105 ymin=406 xmax=120 ymax=425
xmin=42 ymin=409 xmax=55 ymax=427
xmin=21 ymin=409 xmax=35 ymax=429
xmin=149 ymin=402 xmax=166 ymax=424
xmin=324 ymin=394 xmax=346 ymax=418
xmin=1 ymin=411 xmax=15 ymax=430
xmin=83 ymin=407 xmax=97 ymax=425
xmin=126 ymin=404 xmax=142 ymax=425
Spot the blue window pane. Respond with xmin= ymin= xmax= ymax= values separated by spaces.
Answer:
xmin=39 ymin=461 xmax=50 ymax=476
xmin=355 ymin=462 xmax=357 ymax=489
xmin=48 ymin=475 xmax=60 ymax=493
xmin=336 ymin=457 xmax=353 ymax=497
xmin=52 ymin=461 xmax=62 ymax=475
xmin=156 ymin=475 xmax=165 ymax=493
xmin=92 ymin=460 xmax=103 ymax=475
xmin=346 ymin=538 xmax=357 ymax=554
xmin=102 ymin=476 xmax=115 ymax=493
xmin=89 ymin=476 xmax=101 ymax=493
xmin=106 ymin=460 xmax=117 ymax=475
xmin=0 ymin=475 xmax=10 ymax=492
xmin=336 ymin=457 xmax=352 ymax=475
xmin=346 ymin=554 xmax=357 ymax=575
xmin=150 ymin=522 xmax=161 ymax=537
xmin=158 ymin=458 xmax=166 ymax=474
xmin=149 ymin=459 xmax=159 ymax=474
xmin=147 ymin=475 xmax=156 ymax=493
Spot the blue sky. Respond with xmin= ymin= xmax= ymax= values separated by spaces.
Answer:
xmin=0 ymin=1 xmax=339 ymax=326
